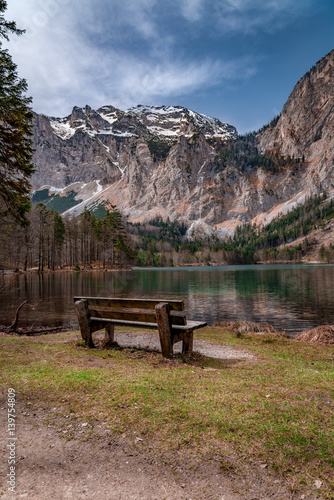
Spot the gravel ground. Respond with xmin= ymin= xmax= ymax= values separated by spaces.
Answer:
xmin=101 ymin=331 xmax=255 ymax=360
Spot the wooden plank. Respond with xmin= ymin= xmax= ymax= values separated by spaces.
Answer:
xmin=174 ymin=320 xmax=207 ymax=331
xmin=89 ymin=317 xmax=207 ymax=332
xmin=155 ymin=302 xmax=173 ymax=358
xmin=182 ymin=331 xmax=193 ymax=356
xmin=73 ymin=296 xmax=184 ymax=311
xmin=171 ymin=331 xmax=187 ymax=344
xmin=90 ymin=317 xmax=159 ymax=329
xmin=105 ymin=323 xmax=115 ymax=345
xmin=74 ymin=299 xmax=94 ymax=348
xmin=88 ymin=307 xmax=186 ymax=326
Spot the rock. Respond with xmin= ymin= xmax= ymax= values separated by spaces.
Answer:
xmin=314 ymin=479 xmax=323 ymax=489
xmin=258 ymin=49 xmax=334 ymax=196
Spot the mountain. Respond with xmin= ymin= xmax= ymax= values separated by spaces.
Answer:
xmin=32 ymin=104 xmax=236 ymax=188
xmin=32 ymin=104 xmax=241 ymax=236
xmin=258 ymin=49 xmax=334 ymax=195
xmin=32 ymin=50 xmax=334 ymax=239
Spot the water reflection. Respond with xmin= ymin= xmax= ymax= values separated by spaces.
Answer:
xmin=0 ymin=264 xmax=333 ymax=335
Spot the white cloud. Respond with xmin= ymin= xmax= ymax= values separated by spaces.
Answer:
xmin=80 ymin=0 xmax=159 ymax=40
xmin=3 ymin=0 xmax=257 ymax=117
xmin=180 ymin=0 xmax=204 ymax=22
xmin=11 ymin=36 xmax=250 ymax=117
xmin=204 ymin=0 xmax=314 ymax=34
xmin=2 ymin=0 xmax=314 ymax=118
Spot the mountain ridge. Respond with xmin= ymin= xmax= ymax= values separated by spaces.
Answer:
xmin=45 ymin=104 xmax=237 ymax=142
xmin=31 ymin=49 xmax=334 ymax=239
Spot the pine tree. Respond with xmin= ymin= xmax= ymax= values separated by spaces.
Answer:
xmin=0 ymin=1 xmax=34 ymax=225
xmin=51 ymin=211 xmax=65 ymax=270
xmin=95 ymin=206 xmax=127 ymax=267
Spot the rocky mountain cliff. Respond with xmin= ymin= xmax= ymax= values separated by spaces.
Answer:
xmin=257 ymin=49 xmax=334 ymax=196
xmin=32 ymin=104 xmax=236 ymax=188
xmin=32 ymin=50 xmax=334 ymax=237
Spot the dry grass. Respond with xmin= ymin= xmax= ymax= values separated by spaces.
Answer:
xmin=295 ymin=325 xmax=334 ymax=345
xmin=213 ymin=320 xmax=289 ymax=337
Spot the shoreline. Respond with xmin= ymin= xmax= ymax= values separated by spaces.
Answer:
xmin=1 ymin=259 xmax=333 ymax=274
xmin=1 ymin=321 xmax=334 ymax=345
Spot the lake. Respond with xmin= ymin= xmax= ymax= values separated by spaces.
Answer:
xmin=1 ymin=264 xmax=334 ymax=335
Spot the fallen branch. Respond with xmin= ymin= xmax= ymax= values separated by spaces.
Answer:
xmin=7 ymin=300 xmax=27 ymax=333
xmin=19 ymin=326 xmax=63 ymax=336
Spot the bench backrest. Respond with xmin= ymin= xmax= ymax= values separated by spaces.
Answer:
xmin=73 ymin=296 xmax=186 ymax=326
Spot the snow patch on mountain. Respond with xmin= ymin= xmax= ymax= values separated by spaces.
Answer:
xmin=97 ymin=107 xmax=119 ymax=125
xmin=127 ymin=104 xmax=183 ymax=116
xmin=147 ymin=126 xmax=181 ymax=137
xmin=47 ymin=103 xmax=236 ymax=141
xmin=49 ymin=119 xmax=78 ymax=140
xmin=127 ymin=104 xmax=237 ymax=139
xmin=41 ymin=182 xmax=85 ymax=195
xmin=187 ymin=109 xmax=233 ymax=138
xmin=49 ymin=120 xmax=136 ymax=140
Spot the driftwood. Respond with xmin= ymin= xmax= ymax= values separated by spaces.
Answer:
xmin=7 ymin=300 xmax=27 ymax=332
xmin=6 ymin=300 xmax=63 ymax=336
xmin=14 ymin=326 xmax=63 ymax=336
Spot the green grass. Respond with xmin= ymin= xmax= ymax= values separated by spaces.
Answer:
xmin=0 ymin=327 xmax=333 ymax=497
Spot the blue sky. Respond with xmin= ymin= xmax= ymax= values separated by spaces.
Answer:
xmin=4 ymin=0 xmax=334 ymax=133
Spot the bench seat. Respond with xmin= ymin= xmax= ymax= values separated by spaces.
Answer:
xmin=73 ymin=296 xmax=207 ymax=358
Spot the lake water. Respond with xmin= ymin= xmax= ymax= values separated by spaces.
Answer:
xmin=1 ymin=264 xmax=334 ymax=335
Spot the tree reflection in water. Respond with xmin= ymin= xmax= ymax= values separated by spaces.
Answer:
xmin=0 ymin=265 xmax=333 ymax=335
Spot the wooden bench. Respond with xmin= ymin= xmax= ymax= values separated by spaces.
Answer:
xmin=73 ymin=296 xmax=207 ymax=358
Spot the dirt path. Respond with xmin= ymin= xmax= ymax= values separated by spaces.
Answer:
xmin=1 ymin=408 xmax=239 ymax=500
xmin=0 ymin=405 xmax=305 ymax=500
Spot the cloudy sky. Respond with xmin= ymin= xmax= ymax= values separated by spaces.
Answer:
xmin=4 ymin=0 xmax=334 ymax=133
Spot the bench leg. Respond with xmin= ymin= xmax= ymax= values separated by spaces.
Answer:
xmin=75 ymin=299 xmax=94 ymax=348
xmin=182 ymin=331 xmax=193 ymax=357
xmin=104 ymin=324 xmax=115 ymax=346
xmin=155 ymin=302 xmax=173 ymax=358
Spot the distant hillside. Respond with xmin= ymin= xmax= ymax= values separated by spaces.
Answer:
xmin=130 ymin=193 xmax=334 ymax=265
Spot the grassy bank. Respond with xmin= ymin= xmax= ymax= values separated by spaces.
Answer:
xmin=0 ymin=327 xmax=333 ymax=497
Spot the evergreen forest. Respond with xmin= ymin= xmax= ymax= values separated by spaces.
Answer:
xmin=1 ymin=193 xmax=333 ymax=271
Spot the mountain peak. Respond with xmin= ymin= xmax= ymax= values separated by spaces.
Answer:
xmin=125 ymin=103 xmax=237 ymax=139
xmin=45 ymin=103 xmax=237 ymax=141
